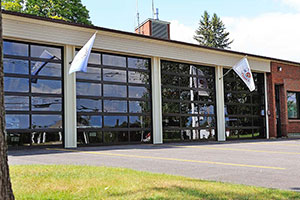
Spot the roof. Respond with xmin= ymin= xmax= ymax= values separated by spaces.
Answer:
xmin=2 ymin=9 xmax=300 ymax=66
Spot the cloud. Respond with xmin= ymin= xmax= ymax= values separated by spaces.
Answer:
xmin=281 ymin=0 xmax=300 ymax=11
xmin=169 ymin=12 xmax=300 ymax=62
xmin=224 ymin=12 xmax=300 ymax=62
xmin=169 ymin=20 xmax=197 ymax=44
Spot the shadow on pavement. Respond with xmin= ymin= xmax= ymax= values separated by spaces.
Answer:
xmin=8 ymin=138 xmax=300 ymax=157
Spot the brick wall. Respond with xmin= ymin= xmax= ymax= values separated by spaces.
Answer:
xmin=135 ymin=21 xmax=151 ymax=36
xmin=267 ymin=62 xmax=300 ymax=137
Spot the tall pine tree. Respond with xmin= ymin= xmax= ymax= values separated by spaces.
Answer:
xmin=194 ymin=11 xmax=233 ymax=49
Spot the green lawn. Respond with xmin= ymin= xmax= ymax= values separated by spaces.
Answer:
xmin=10 ymin=165 xmax=300 ymax=200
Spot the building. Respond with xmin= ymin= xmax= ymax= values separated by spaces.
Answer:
xmin=2 ymin=10 xmax=300 ymax=148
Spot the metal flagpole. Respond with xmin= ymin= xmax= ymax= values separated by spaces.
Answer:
xmin=218 ymin=68 xmax=233 ymax=80
xmin=219 ymin=55 xmax=248 ymax=80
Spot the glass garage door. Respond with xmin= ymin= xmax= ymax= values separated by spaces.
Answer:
xmin=4 ymin=40 xmax=63 ymax=146
xmin=223 ymin=69 xmax=266 ymax=139
xmin=76 ymin=52 xmax=152 ymax=144
xmin=161 ymin=60 xmax=216 ymax=142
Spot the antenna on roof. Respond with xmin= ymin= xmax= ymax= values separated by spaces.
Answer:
xmin=136 ymin=0 xmax=140 ymax=34
xmin=152 ymin=0 xmax=155 ymax=19
xmin=152 ymin=0 xmax=159 ymax=20
xmin=155 ymin=8 xmax=159 ymax=20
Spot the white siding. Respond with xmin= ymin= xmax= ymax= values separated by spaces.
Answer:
xmin=3 ymin=14 xmax=270 ymax=72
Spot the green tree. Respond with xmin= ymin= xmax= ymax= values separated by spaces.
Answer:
xmin=194 ymin=11 xmax=233 ymax=49
xmin=2 ymin=0 xmax=92 ymax=25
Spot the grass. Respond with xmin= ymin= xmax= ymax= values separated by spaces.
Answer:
xmin=10 ymin=165 xmax=300 ymax=200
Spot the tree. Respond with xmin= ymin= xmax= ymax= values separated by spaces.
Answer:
xmin=0 ymin=0 xmax=15 ymax=199
xmin=2 ymin=0 xmax=92 ymax=25
xmin=194 ymin=11 xmax=233 ymax=49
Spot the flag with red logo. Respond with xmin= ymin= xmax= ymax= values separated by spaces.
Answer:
xmin=232 ymin=57 xmax=255 ymax=92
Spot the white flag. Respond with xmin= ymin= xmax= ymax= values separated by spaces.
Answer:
xmin=233 ymin=57 xmax=255 ymax=92
xmin=69 ymin=32 xmax=97 ymax=74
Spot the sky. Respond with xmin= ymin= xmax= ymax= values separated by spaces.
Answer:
xmin=81 ymin=0 xmax=300 ymax=62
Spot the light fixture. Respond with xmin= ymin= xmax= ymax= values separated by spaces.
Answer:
xmin=278 ymin=66 xmax=282 ymax=72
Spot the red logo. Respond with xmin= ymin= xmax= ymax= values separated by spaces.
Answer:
xmin=245 ymin=72 xmax=251 ymax=78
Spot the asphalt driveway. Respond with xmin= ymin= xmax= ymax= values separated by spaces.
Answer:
xmin=8 ymin=139 xmax=300 ymax=191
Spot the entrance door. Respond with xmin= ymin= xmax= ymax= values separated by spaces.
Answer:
xmin=275 ymin=85 xmax=282 ymax=137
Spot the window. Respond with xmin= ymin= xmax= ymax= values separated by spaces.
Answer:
xmin=224 ymin=69 xmax=265 ymax=139
xmin=76 ymin=52 xmax=152 ymax=144
xmin=161 ymin=60 xmax=216 ymax=142
xmin=4 ymin=40 xmax=63 ymax=146
xmin=287 ymin=92 xmax=300 ymax=119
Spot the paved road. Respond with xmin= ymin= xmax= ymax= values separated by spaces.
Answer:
xmin=8 ymin=139 xmax=300 ymax=191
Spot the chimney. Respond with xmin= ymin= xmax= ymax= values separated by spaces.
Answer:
xmin=135 ymin=18 xmax=171 ymax=40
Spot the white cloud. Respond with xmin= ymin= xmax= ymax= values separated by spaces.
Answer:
xmin=281 ymin=0 xmax=300 ymax=11
xmin=169 ymin=12 xmax=300 ymax=62
xmin=224 ymin=12 xmax=300 ymax=62
xmin=169 ymin=20 xmax=197 ymax=44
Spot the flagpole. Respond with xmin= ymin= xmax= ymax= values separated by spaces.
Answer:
xmin=218 ymin=68 xmax=233 ymax=80
xmin=218 ymin=55 xmax=248 ymax=80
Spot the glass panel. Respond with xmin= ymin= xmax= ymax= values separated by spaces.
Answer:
xmin=129 ymin=86 xmax=148 ymax=98
xmin=103 ymin=100 xmax=127 ymax=113
xmin=32 ymin=115 xmax=62 ymax=129
xmin=163 ymin=102 xmax=180 ymax=114
xmin=162 ymin=116 xmax=180 ymax=127
xmin=31 ymin=131 xmax=63 ymax=145
xmin=103 ymin=54 xmax=126 ymax=67
xmin=31 ymin=45 xmax=61 ymax=60
xmin=5 ymin=96 xmax=29 ymax=111
xmin=161 ymin=74 xmax=180 ymax=85
xmin=227 ymin=129 xmax=239 ymax=139
xmin=162 ymin=88 xmax=180 ymax=99
xmin=32 ymin=97 xmax=62 ymax=111
xmin=77 ymin=131 xmax=102 ymax=144
xmin=129 ymin=116 xmax=151 ymax=128
xmin=129 ymin=101 xmax=150 ymax=113
xmin=4 ymin=59 xmax=28 ymax=74
xmin=130 ymin=131 xmax=151 ymax=142
xmin=4 ymin=41 xmax=28 ymax=56
xmin=4 ymin=77 xmax=29 ymax=92
xmin=31 ymin=79 xmax=61 ymax=94
xmin=239 ymin=129 xmax=253 ymax=138
xmin=182 ymin=116 xmax=215 ymax=128
xmin=128 ymin=71 xmax=149 ymax=84
xmin=77 ymin=98 xmax=102 ymax=112
xmin=88 ymin=53 xmax=101 ymax=65
xmin=161 ymin=61 xmax=181 ymax=74
xmin=103 ymin=69 xmax=126 ymax=82
xmin=31 ymin=62 xmax=61 ymax=77
xmin=103 ymin=84 xmax=126 ymax=97
xmin=7 ymin=132 xmax=31 ymax=146
xmin=104 ymin=116 xmax=128 ymax=128
xmin=76 ymin=67 xmax=101 ymax=80
xmin=287 ymin=92 xmax=298 ymax=118
xmin=77 ymin=115 xmax=102 ymax=128
xmin=6 ymin=115 xmax=29 ymax=129
xmin=128 ymin=58 xmax=149 ymax=70
xmin=253 ymin=117 xmax=264 ymax=127
xmin=103 ymin=131 xmax=128 ymax=143
xmin=76 ymin=82 xmax=101 ymax=96
xmin=163 ymin=130 xmax=181 ymax=141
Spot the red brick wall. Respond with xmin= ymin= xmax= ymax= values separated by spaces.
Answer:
xmin=135 ymin=21 xmax=151 ymax=36
xmin=267 ymin=62 xmax=300 ymax=137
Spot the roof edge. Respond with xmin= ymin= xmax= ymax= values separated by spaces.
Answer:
xmin=2 ymin=9 xmax=300 ymax=66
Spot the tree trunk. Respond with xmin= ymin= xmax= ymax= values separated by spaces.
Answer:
xmin=0 ymin=1 xmax=15 ymax=199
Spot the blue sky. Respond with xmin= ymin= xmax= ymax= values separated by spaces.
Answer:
xmin=81 ymin=0 xmax=300 ymax=62
xmin=82 ymin=0 xmax=294 ymax=31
